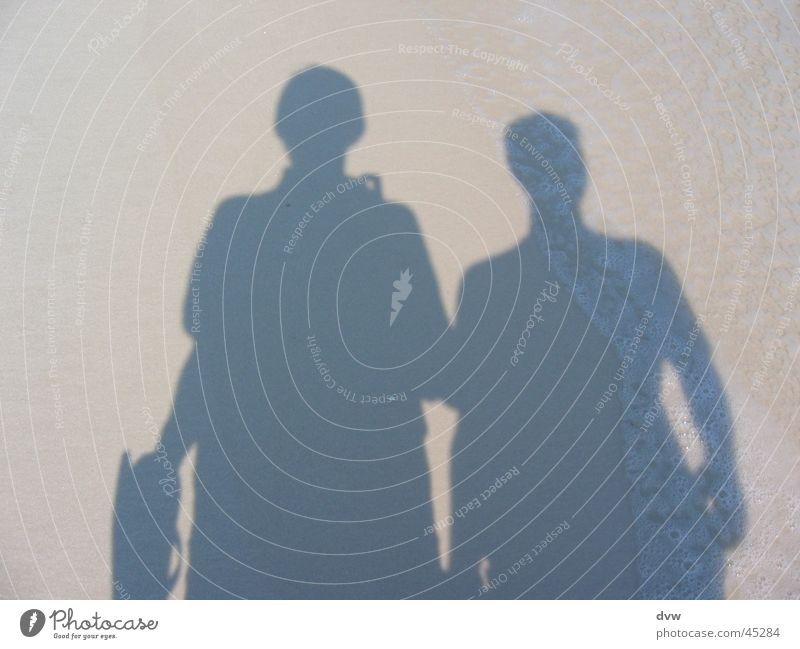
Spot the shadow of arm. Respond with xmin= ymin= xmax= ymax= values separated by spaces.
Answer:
xmin=666 ymin=286 xmax=746 ymax=548
xmin=111 ymin=198 xmax=241 ymax=598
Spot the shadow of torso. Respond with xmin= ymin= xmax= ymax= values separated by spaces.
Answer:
xmin=440 ymin=238 xmax=640 ymax=598
xmin=554 ymin=231 xmax=742 ymax=598
xmin=169 ymin=167 xmax=450 ymax=598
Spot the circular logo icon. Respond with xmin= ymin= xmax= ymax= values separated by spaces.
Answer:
xmin=20 ymin=609 xmax=45 ymax=637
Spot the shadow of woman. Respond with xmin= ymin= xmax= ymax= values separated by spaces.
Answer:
xmin=112 ymin=66 xmax=453 ymax=598
xmin=443 ymin=113 xmax=744 ymax=599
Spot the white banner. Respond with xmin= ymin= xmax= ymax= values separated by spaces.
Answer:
xmin=1 ymin=600 xmax=797 ymax=648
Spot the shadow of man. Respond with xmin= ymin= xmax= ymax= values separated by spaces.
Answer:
xmin=444 ymin=113 xmax=744 ymax=599
xmin=112 ymin=66 xmax=452 ymax=598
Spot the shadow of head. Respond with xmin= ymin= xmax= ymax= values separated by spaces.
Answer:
xmin=505 ymin=113 xmax=587 ymax=229
xmin=276 ymin=65 xmax=364 ymax=167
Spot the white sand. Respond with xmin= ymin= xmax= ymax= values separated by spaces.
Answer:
xmin=0 ymin=0 xmax=798 ymax=598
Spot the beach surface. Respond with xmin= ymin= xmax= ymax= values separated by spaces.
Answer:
xmin=0 ymin=0 xmax=798 ymax=598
